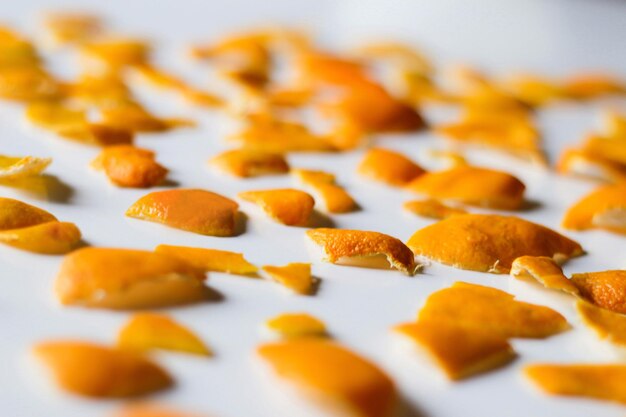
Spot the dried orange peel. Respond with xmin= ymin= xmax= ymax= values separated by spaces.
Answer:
xmin=0 ymin=155 xmax=51 ymax=180
xmin=265 ymin=313 xmax=327 ymax=339
xmin=257 ymin=339 xmax=397 ymax=417
xmin=571 ymin=270 xmax=626 ymax=314
xmin=407 ymin=214 xmax=583 ymax=273
xmin=209 ymin=149 xmax=289 ymax=178
xmin=0 ymin=221 xmax=81 ymax=254
xmin=405 ymin=166 xmax=526 ymax=210
xmin=292 ymin=168 xmax=357 ymax=214
xmin=155 ymin=244 xmax=257 ymax=276
xmin=557 ymin=149 xmax=626 ymax=184
xmin=394 ymin=321 xmax=515 ymax=380
xmin=239 ymin=188 xmax=314 ymax=226
xmin=577 ymin=300 xmax=626 ymax=348
xmin=111 ymin=404 xmax=208 ymax=417
xmin=0 ymin=197 xmax=57 ymax=230
xmin=127 ymin=189 xmax=239 ymax=237
xmin=525 ymin=364 xmax=626 ymax=405
xmin=357 ymin=147 xmax=425 ymax=186
xmin=41 ymin=12 xmax=103 ymax=45
xmin=510 ymin=256 xmax=580 ymax=296
xmin=562 ymin=184 xmax=626 ymax=234
xmin=34 ymin=340 xmax=172 ymax=398
xmin=262 ymin=263 xmax=315 ymax=295
xmin=118 ymin=313 xmax=211 ymax=356
xmin=418 ymin=282 xmax=569 ymax=338
xmin=403 ymin=199 xmax=467 ymax=220
xmin=306 ymin=228 xmax=418 ymax=275
xmin=55 ymin=247 xmax=207 ymax=310
xmin=92 ymin=145 xmax=168 ymax=188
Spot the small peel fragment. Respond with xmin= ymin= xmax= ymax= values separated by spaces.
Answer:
xmin=306 ymin=228 xmax=418 ymax=276
xmin=577 ymin=300 xmax=626 ymax=348
xmin=405 ymin=166 xmax=526 ymax=210
xmin=111 ymin=404 xmax=209 ymax=417
xmin=407 ymin=214 xmax=583 ymax=273
xmin=0 ymin=155 xmax=51 ymax=180
xmin=418 ymin=282 xmax=569 ymax=338
xmin=525 ymin=364 xmax=626 ymax=405
xmin=292 ymin=168 xmax=357 ymax=214
xmin=571 ymin=271 xmax=626 ymax=314
xmin=262 ymin=263 xmax=314 ymax=295
xmin=34 ymin=340 xmax=172 ymax=398
xmin=209 ymin=149 xmax=289 ymax=178
xmin=510 ymin=256 xmax=580 ymax=296
xmin=562 ymin=184 xmax=626 ymax=234
xmin=239 ymin=188 xmax=314 ymax=226
xmin=257 ymin=339 xmax=397 ymax=417
xmin=394 ymin=321 xmax=515 ymax=380
xmin=357 ymin=147 xmax=425 ymax=186
xmin=0 ymin=197 xmax=56 ymax=230
xmin=92 ymin=145 xmax=167 ymax=188
xmin=155 ymin=244 xmax=257 ymax=276
xmin=127 ymin=189 xmax=239 ymax=237
xmin=55 ymin=247 xmax=207 ymax=310
xmin=0 ymin=221 xmax=81 ymax=254
xmin=403 ymin=199 xmax=466 ymax=220
xmin=265 ymin=313 xmax=327 ymax=338
xmin=118 ymin=313 xmax=211 ymax=356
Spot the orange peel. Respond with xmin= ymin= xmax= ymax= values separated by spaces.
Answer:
xmin=0 ymin=221 xmax=81 ymax=254
xmin=155 ymin=244 xmax=257 ymax=276
xmin=0 ymin=155 xmax=51 ymax=180
xmin=265 ymin=313 xmax=327 ymax=339
xmin=403 ymin=199 xmax=467 ymax=220
xmin=510 ymin=256 xmax=579 ymax=296
xmin=571 ymin=270 xmax=626 ymax=314
xmin=562 ymin=184 xmax=626 ymax=234
xmin=0 ymin=197 xmax=56 ymax=230
xmin=209 ymin=149 xmax=289 ymax=178
xmin=577 ymin=300 xmax=626 ymax=348
xmin=92 ymin=145 xmax=167 ymax=188
xmin=358 ymin=147 xmax=425 ymax=186
xmin=238 ymin=188 xmax=314 ymax=226
xmin=262 ymin=263 xmax=315 ymax=295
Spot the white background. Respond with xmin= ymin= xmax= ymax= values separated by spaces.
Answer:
xmin=1 ymin=1 xmax=626 ymax=416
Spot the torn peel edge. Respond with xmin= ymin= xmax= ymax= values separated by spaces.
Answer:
xmin=510 ymin=256 xmax=580 ymax=296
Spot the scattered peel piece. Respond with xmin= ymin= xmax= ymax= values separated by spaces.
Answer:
xmin=405 ymin=166 xmax=526 ymax=210
xmin=525 ymin=364 xmax=626 ymax=405
xmin=112 ymin=404 xmax=208 ymax=417
xmin=92 ymin=145 xmax=167 ymax=188
xmin=25 ymin=101 xmax=86 ymax=131
xmin=292 ymin=168 xmax=357 ymax=214
xmin=510 ymin=256 xmax=580 ymax=296
xmin=126 ymin=189 xmax=239 ymax=237
xmin=209 ymin=149 xmax=289 ymax=178
xmin=42 ymin=12 xmax=103 ymax=45
xmin=0 ymin=197 xmax=56 ymax=230
xmin=562 ymin=184 xmax=626 ymax=234
xmin=265 ymin=313 xmax=327 ymax=339
xmin=394 ymin=321 xmax=515 ymax=380
xmin=403 ymin=199 xmax=466 ymax=220
xmin=100 ymin=102 xmax=193 ymax=133
xmin=239 ymin=188 xmax=314 ymax=226
xmin=571 ymin=271 xmax=626 ymax=314
xmin=0 ymin=221 xmax=81 ymax=254
xmin=577 ymin=300 xmax=626 ymax=348
xmin=557 ymin=149 xmax=626 ymax=184
xmin=418 ymin=282 xmax=569 ymax=338
xmin=0 ymin=155 xmax=51 ymax=180
xmin=306 ymin=228 xmax=418 ymax=276
xmin=57 ymin=122 xmax=134 ymax=146
xmin=291 ymin=168 xmax=336 ymax=185
xmin=262 ymin=263 xmax=315 ymax=295
xmin=357 ymin=147 xmax=425 ymax=186
xmin=55 ymin=247 xmax=207 ymax=310
xmin=258 ymin=339 xmax=396 ymax=417
xmin=34 ymin=340 xmax=172 ymax=398
xmin=562 ymin=73 xmax=625 ymax=100
xmin=118 ymin=313 xmax=211 ymax=356
xmin=155 ymin=244 xmax=257 ymax=276
xmin=407 ymin=214 xmax=583 ymax=273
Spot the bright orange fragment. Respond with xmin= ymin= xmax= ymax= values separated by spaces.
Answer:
xmin=571 ymin=270 xmax=626 ymax=314
xmin=291 ymin=168 xmax=336 ymax=184
xmin=562 ymin=73 xmax=625 ymax=100
xmin=0 ymin=67 xmax=61 ymax=101
xmin=418 ymin=282 xmax=569 ymax=338
xmin=0 ymin=221 xmax=81 ymax=254
xmin=403 ymin=199 xmax=467 ymax=220
xmin=406 ymin=166 xmax=526 ymax=210
xmin=126 ymin=189 xmax=239 ymax=237
xmin=92 ymin=145 xmax=167 ymax=188
xmin=407 ymin=214 xmax=583 ymax=273
xmin=42 ymin=12 xmax=103 ymax=45
xmin=209 ymin=149 xmax=289 ymax=178
xmin=100 ymin=101 xmax=193 ymax=133
xmin=154 ymin=244 xmax=257 ymax=276
xmin=118 ymin=313 xmax=211 ymax=356
xmin=55 ymin=247 xmax=207 ymax=309
xmin=0 ymin=197 xmax=56 ymax=230
xmin=58 ymin=122 xmax=134 ymax=146
xmin=258 ymin=339 xmax=396 ymax=417
xmin=112 ymin=404 xmax=208 ymax=417
xmin=265 ymin=313 xmax=327 ymax=338
xmin=306 ymin=228 xmax=418 ymax=276
xmin=562 ymin=184 xmax=626 ymax=234
xmin=358 ymin=147 xmax=425 ymax=186
xmin=81 ymin=38 xmax=150 ymax=68
xmin=34 ymin=340 xmax=172 ymax=398
xmin=557 ymin=149 xmax=626 ymax=184
xmin=525 ymin=364 xmax=626 ymax=405
xmin=292 ymin=168 xmax=357 ymax=214
xmin=394 ymin=321 xmax=515 ymax=380
xmin=577 ymin=300 xmax=626 ymax=348
xmin=25 ymin=101 xmax=86 ymax=131
xmin=238 ymin=188 xmax=314 ymax=226
xmin=262 ymin=263 xmax=314 ymax=295
xmin=510 ymin=256 xmax=580 ymax=296
xmin=0 ymin=155 xmax=51 ymax=180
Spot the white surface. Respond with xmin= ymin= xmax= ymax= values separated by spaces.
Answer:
xmin=1 ymin=1 xmax=626 ymax=417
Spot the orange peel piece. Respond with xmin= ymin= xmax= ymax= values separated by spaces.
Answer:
xmin=58 ymin=122 xmax=135 ymax=146
xmin=111 ymin=404 xmax=208 ymax=417
xmin=127 ymin=189 xmax=239 ymax=237
xmin=407 ymin=214 xmax=583 ymax=273
xmin=55 ymin=247 xmax=207 ymax=310
xmin=525 ymin=364 xmax=626 ymax=405
xmin=81 ymin=38 xmax=150 ymax=68
xmin=306 ymin=228 xmax=418 ymax=276
xmin=92 ymin=145 xmax=167 ymax=188
xmin=577 ymin=300 xmax=626 ymax=348
xmin=571 ymin=270 xmax=626 ymax=314
xmin=25 ymin=101 xmax=87 ymax=131
xmin=394 ymin=321 xmax=515 ymax=380
xmin=358 ymin=147 xmax=425 ymax=186
xmin=209 ymin=149 xmax=289 ymax=178
xmin=265 ymin=313 xmax=327 ymax=339
xmin=0 ymin=67 xmax=61 ymax=101
xmin=0 ymin=155 xmax=51 ymax=180
xmin=238 ymin=188 xmax=314 ymax=226
xmin=0 ymin=221 xmax=81 ymax=254
xmin=292 ymin=168 xmax=357 ymax=214
xmin=291 ymin=168 xmax=336 ymax=185
xmin=403 ymin=199 xmax=467 ymax=220
xmin=562 ymin=73 xmax=625 ymax=100
xmin=510 ymin=256 xmax=580 ymax=296
xmin=405 ymin=166 xmax=526 ymax=210
xmin=42 ymin=12 xmax=103 ymax=45
xmin=557 ymin=149 xmax=626 ymax=183
xmin=257 ymin=339 xmax=396 ymax=417
xmin=562 ymin=184 xmax=626 ymax=234
xmin=262 ymin=263 xmax=315 ymax=295
xmin=100 ymin=101 xmax=193 ymax=133
xmin=34 ymin=340 xmax=172 ymax=398
xmin=154 ymin=244 xmax=257 ymax=276
xmin=118 ymin=313 xmax=211 ymax=356
xmin=418 ymin=282 xmax=569 ymax=338
xmin=0 ymin=197 xmax=57 ymax=230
